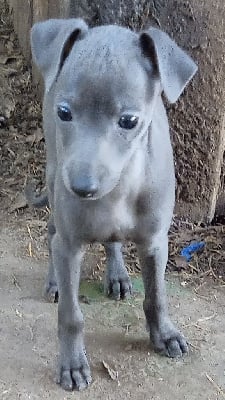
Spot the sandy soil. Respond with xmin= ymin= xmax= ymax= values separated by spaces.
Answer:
xmin=1 ymin=210 xmax=225 ymax=400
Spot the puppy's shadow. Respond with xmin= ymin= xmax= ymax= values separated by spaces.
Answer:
xmin=86 ymin=330 xmax=151 ymax=356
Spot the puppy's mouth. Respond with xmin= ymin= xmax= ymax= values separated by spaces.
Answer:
xmin=73 ymin=188 xmax=110 ymax=201
xmin=76 ymin=192 xmax=100 ymax=201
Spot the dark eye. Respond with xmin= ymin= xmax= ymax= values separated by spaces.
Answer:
xmin=57 ymin=104 xmax=72 ymax=121
xmin=118 ymin=115 xmax=138 ymax=130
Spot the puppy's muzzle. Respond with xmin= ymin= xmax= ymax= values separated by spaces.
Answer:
xmin=71 ymin=176 xmax=99 ymax=199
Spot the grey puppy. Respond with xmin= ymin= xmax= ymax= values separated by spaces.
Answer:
xmin=30 ymin=18 xmax=197 ymax=391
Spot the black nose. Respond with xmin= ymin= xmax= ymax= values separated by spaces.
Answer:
xmin=71 ymin=178 xmax=98 ymax=198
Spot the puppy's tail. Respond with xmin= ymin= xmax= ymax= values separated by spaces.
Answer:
xmin=24 ymin=182 xmax=49 ymax=209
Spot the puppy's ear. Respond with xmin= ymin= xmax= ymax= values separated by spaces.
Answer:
xmin=139 ymin=27 xmax=197 ymax=103
xmin=31 ymin=18 xmax=88 ymax=92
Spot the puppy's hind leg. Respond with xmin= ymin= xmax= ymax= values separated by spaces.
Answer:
xmin=104 ymin=242 xmax=132 ymax=300
xmin=44 ymin=214 xmax=58 ymax=302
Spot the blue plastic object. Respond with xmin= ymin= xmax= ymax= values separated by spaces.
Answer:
xmin=180 ymin=241 xmax=205 ymax=262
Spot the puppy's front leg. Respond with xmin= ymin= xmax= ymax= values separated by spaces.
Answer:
xmin=138 ymin=234 xmax=188 ymax=358
xmin=52 ymin=234 xmax=92 ymax=391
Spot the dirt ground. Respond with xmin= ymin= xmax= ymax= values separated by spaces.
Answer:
xmin=1 ymin=1 xmax=225 ymax=399
xmin=1 ymin=210 xmax=225 ymax=400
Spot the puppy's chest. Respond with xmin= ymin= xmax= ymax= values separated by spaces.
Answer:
xmin=80 ymin=198 xmax=135 ymax=242
xmin=112 ymin=199 xmax=135 ymax=232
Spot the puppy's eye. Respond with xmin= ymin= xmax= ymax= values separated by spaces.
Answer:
xmin=118 ymin=115 xmax=138 ymax=130
xmin=57 ymin=105 xmax=72 ymax=121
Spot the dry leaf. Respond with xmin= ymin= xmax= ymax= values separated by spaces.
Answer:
xmin=15 ymin=309 xmax=23 ymax=318
xmin=0 ymin=55 xmax=10 ymax=64
xmin=102 ymin=360 xmax=118 ymax=381
xmin=25 ymin=128 xmax=44 ymax=145
xmin=34 ymin=127 xmax=44 ymax=142
xmin=10 ymin=193 xmax=27 ymax=212
xmin=174 ymin=255 xmax=187 ymax=271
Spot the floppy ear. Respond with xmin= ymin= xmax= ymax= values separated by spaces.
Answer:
xmin=31 ymin=18 xmax=88 ymax=92
xmin=139 ymin=27 xmax=197 ymax=103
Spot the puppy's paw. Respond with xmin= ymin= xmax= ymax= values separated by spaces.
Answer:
xmin=149 ymin=322 xmax=188 ymax=358
xmin=57 ymin=348 xmax=92 ymax=391
xmin=104 ymin=271 xmax=132 ymax=300
xmin=44 ymin=280 xmax=58 ymax=303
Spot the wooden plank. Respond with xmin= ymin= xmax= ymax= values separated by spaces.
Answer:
xmin=7 ymin=0 xmax=71 ymax=60
xmin=8 ymin=0 xmax=33 ymax=59
xmin=47 ymin=0 xmax=70 ymax=18
xmin=32 ymin=0 xmax=48 ymax=23
xmin=31 ymin=0 xmax=49 ymax=90
xmin=31 ymin=0 xmax=70 ymax=89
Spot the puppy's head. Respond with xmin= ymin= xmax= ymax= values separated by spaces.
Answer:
xmin=31 ymin=19 xmax=197 ymax=200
